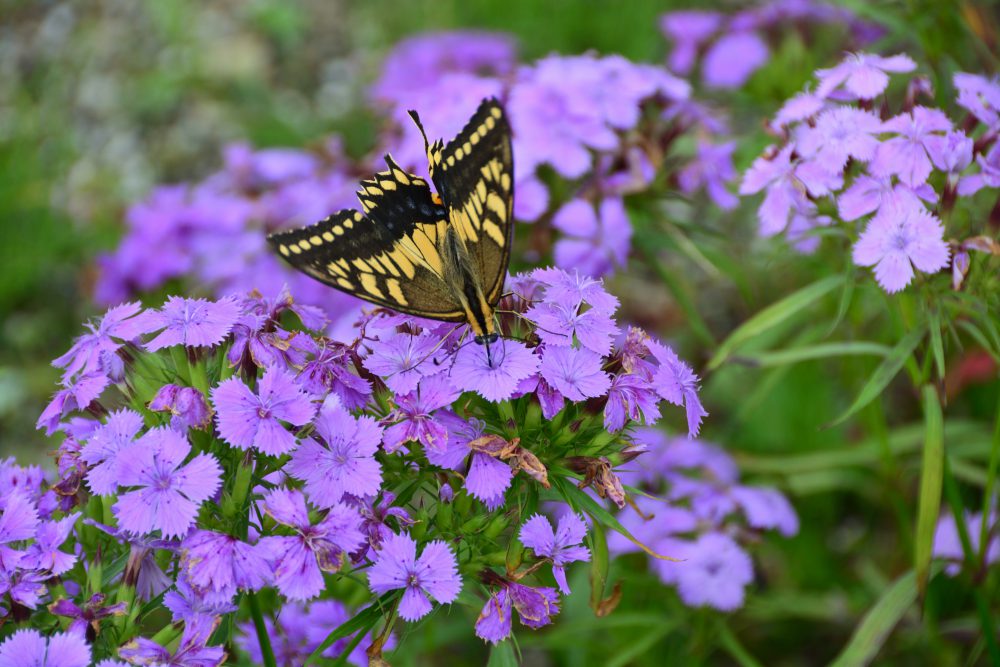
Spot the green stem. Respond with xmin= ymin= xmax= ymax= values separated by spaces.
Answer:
xmin=248 ymin=592 xmax=277 ymax=667
xmin=980 ymin=389 xmax=1000 ymax=568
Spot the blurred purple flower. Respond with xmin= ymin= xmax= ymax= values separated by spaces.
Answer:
xmin=654 ymin=532 xmax=753 ymax=611
xmin=871 ymin=106 xmax=952 ymax=186
xmin=677 ymin=140 xmax=739 ymax=210
xmin=837 ymin=176 xmax=936 ymax=222
xmin=958 ymin=144 xmax=1000 ymax=196
xmin=52 ymin=302 xmax=146 ymax=385
xmin=815 ymin=52 xmax=916 ymax=99
xmin=933 ymin=510 xmax=999 ymax=576
xmin=212 ymin=366 xmax=316 ymax=456
xmin=852 ymin=201 xmax=950 ymax=292
xmin=702 ymin=31 xmax=769 ymax=89
xmin=930 ymin=130 xmax=974 ymax=174
xmin=740 ymin=145 xmax=841 ymax=236
xmin=112 ymin=428 xmax=222 ymax=539
xmin=367 ymin=532 xmax=461 ymax=621
xmin=954 ymin=72 xmax=1000 ymax=130
xmin=796 ymin=107 xmax=882 ymax=170
xmin=287 ymin=396 xmax=384 ymax=506
xmin=659 ymin=10 xmax=723 ymax=74
xmin=552 ymin=197 xmax=632 ymax=277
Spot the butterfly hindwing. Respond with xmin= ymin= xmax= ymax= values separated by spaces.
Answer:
xmin=267 ymin=160 xmax=467 ymax=321
xmin=413 ymin=98 xmax=514 ymax=306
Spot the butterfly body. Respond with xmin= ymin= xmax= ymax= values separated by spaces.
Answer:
xmin=267 ymin=98 xmax=513 ymax=361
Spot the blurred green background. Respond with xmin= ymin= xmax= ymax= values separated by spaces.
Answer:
xmin=2 ymin=1 xmax=999 ymax=664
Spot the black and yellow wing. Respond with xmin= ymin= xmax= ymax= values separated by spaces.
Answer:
xmin=266 ymin=156 xmax=467 ymax=321
xmin=410 ymin=97 xmax=514 ymax=306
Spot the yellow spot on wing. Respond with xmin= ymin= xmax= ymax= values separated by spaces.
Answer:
xmin=298 ymin=240 xmax=312 ymax=251
xmin=386 ymin=278 xmax=408 ymax=306
xmin=389 ymin=248 xmax=416 ymax=279
xmin=352 ymin=258 xmax=373 ymax=273
xmin=353 ymin=211 xmax=364 ymax=222
xmin=501 ymin=173 xmax=511 ymax=191
xmin=476 ymin=180 xmax=487 ymax=203
xmin=490 ymin=106 xmax=502 ymax=119
xmin=359 ymin=273 xmax=384 ymax=299
xmin=486 ymin=116 xmax=496 ymax=130
xmin=379 ymin=180 xmax=397 ymax=191
xmin=279 ymin=245 xmax=290 ymax=256
xmin=486 ymin=192 xmax=507 ymax=221
xmin=483 ymin=220 xmax=505 ymax=246
xmin=393 ymin=169 xmax=410 ymax=185
xmin=337 ymin=278 xmax=353 ymax=290
xmin=309 ymin=235 xmax=322 ymax=246
xmin=322 ymin=232 xmax=334 ymax=242
xmin=333 ymin=226 xmax=345 ymax=236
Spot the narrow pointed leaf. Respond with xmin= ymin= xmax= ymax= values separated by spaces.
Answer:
xmin=829 ymin=569 xmax=920 ymax=667
xmin=914 ymin=385 xmax=944 ymax=596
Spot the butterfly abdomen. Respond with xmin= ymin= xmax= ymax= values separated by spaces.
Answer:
xmin=440 ymin=224 xmax=495 ymax=339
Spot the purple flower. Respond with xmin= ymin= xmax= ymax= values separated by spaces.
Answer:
xmin=677 ymin=140 xmax=739 ymax=210
xmin=730 ymin=486 xmax=799 ymax=537
xmin=179 ymin=530 xmax=272 ymax=600
xmin=49 ymin=593 xmax=127 ymax=640
xmin=837 ymin=176 xmax=936 ymax=222
xmin=0 ymin=492 xmax=40 ymax=568
xmin=286 ymin=396 xmax=384 ymax=506
xmin=532 ymin=268 xmax=619 ymax=316
xmin=25 ymin=513 xmax=80 ymax=575
xmin=815 ymin=52 xmax=916 ymax=99
xmin=383 ymin=375 xmax=460 ymax=453
xmin=260 ymin=488 xmax=363 ymax=600
xmin=649 ymin=341 xmax=707 ymax=437
xmin=519 ymin=513 xmax=590 ymax=594
xmin=739 ymin=145 xmax=842 ymax=236
xmin=212 ymin=366 xmax=316 ymax=456
xmin=52 ymin=302 xmax=146 ymax=385
xmin=930 ymin=130 xmax=974 ymax=174
xmin=852 ymin=202 xmax=950 ymax=292
xmin=163 ymin=575 xmax=237 ymax=623
xmin=958 ymin=143 xmax=1000 ymax=196
xmin=552 ymin=197 xmax=632 ymax=277
xmin=371 ymin=31 xmax=516 ymax=106
xmin=525 ymin=301 xmax=619 ymax=355
xmin=702 ymin=31 xmax=769 ymax=89
xmin=770 ymin=89 xmax=826 ymax=130
xmin=426 ymin=415 xmax=514 ymax=509
xmin=297 ymin=343 xmax=372 ymax=410
xmin=112 ymin=428 xmax=222 ymax=539
xmin=363 ymin=333 xmax=448 ymax=395
xmin=954 ymin=72 xmax=1000 ymax=130
xmin=148 ymin=385 xmax=213 ymax=431
xmin=659 ymin=10 xmax=722 ymax=74
xmin=79 ymin=409 xmax=143 ymax=496
xmin=449 ymin=339 xmax=540 ymax=402
xmin=933 ymin=510 xmax=999 ymax=576
xmin=367 ymin=532 xmax=461 ymax=621
xmin=538 ymin=346 xmax=611 ymax=402
xmin=475 ymin=581 xmax=560 ymax=644
xmin=37 ymin=374 xmax=111 ymax=435
xmin=0 ymin=629 xmax=91 ymax=667
xmin=120 ymin=615 xmax=226 ymax=666
xmin=795 ymin=107 xmax=882 ymax=170
xmin=604 ymin=373 xmax=662 ymax=432
xmin=140 ymin=296 xmax=241 ymax=351
xmin=871 ymin=106 xmax=953 ymax=186
xmin=654 ymin=532 xmax=753 ymax=611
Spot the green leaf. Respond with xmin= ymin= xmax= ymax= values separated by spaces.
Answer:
xmin=928 ymin=310 xmax=945 ymax=380
xmin=733 ymin=341 xmax=890 ymax=367
xmin=824 ymin=324 xmax=926 ymax=428
xmin=829 ymin=569 xmax=921 ymax=667
xmin=304 ymin=592 xmax=399 ymax=666
xmin=550 ymin=476 xmax=678 ymax=561
xmin=487 ymin=641 xmax=519 ymax=667
xmin=709 ymin=275 xmax=845 ymax=369
xmin=915 ymin=385 xmax=944 ymax=596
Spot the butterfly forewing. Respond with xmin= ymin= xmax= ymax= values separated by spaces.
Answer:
xmin=269 ymin=98 xmax=515 ymax=331
xmin=267 ymin=159 xmax=467 ymax=321
xmin=426 ymin=99 xmax=514 ymax=305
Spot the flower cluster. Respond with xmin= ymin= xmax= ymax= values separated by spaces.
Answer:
xmin=608 ymin=429 xmax=798 ymax=611
xmin=660 ymin=0 xmax=880 ymax=90
xmin=8 ymin=267 xmax=771 ymax=663
xmin=740 ymin=54 xmax=1000 ymax=292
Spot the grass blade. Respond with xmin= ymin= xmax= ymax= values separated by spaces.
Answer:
xmin=914 ymin=385 xmax=944 ymax=596
xmin=824 ymin=325 xmax=926 ymax=429
xmin=829 ymin=569 xmax=920 ymax=667
xmin=709 ymin=275 xmax=844 ymax=370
